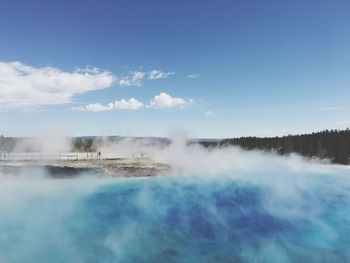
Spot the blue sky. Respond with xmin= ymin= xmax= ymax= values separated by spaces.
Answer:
xmin=0 ymin=0 xmax=349 ymax=138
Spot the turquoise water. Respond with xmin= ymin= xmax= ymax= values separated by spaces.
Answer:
xmin=0 ymin=168 xmax=349 ymax=263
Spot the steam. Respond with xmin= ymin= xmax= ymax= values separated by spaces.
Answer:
xmin=11 ymin=130 xmax=71 ymax=159
xmin=0 ymin=132 xmax=349 ymax=262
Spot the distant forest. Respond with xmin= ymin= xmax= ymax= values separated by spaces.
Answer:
xmin=1 ymin=129 xmax=350 ymax=165
xmin=200 ymin=129 xmax=350 ymax=165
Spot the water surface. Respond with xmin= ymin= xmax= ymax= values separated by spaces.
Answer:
xmin=0 ymin=166 xmax=349 ymax=262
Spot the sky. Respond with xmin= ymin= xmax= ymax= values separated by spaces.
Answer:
xmin=0 ymin=0 xmax=349 ymax=138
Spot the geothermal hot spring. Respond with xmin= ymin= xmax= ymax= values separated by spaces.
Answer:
xmin=0 ymin=143 xmax=349 ymax=263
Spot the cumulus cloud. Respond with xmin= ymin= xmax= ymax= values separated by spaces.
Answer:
xmin=0 ymin=61 xmax=184 ymax=110
xmin=147 ymin=92 xmax=190 ymax=109
xmin=118 ymin=71 xmax=145 ymax=87
xmin=74 ymin=92 xmax=192 ymax=112
xmin=72 ymin=98 xmax=143 ymax=112
xmin=187 ymin=73 xmax=200 ymax=79
xmin=0 ymin=61 xmax=115 ymax=108
xmin=147 ymin=70 xmax=174 ymax=80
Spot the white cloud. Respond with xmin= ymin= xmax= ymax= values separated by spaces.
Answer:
xmin=72 ymin=98 xmax=143 ymax=112
xmin=0 ymin=61 xmax=183 ymax=109
xmin=118 ymin=69 xmax=174 ymax=86
xmin=73 ymin=93 xmax=192 ymax=112
xmin=187 ymin=73 xmax=200 ymax=79
xmin=74 ymin=66 xmax=102 ymax=74
xmin=111 ymin=98 xmax=143 ymax=110
xmin=118 ymin=71 xmax=145 ymax=87
xmin=147 ymin=92 xmax=190 ymax=109
xmin=205 ymin=110 xmax=214 ymax=117
xmin=148 ymin=70 xmax=174 ymax=80
xmin=0 ymin=61 xmax=115 ymax=108
xmin=73 ymin=103 xmax=108 ymax=112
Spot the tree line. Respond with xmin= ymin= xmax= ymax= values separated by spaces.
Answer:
xmin=2 ymin=129 xmax=350 ymax=164
xmin=200 ymin=129 xmax=350 ymax=165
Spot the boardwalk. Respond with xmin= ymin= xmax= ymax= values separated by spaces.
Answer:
xmin=0 ymin=152 xmax=79 ymax=161
xmin=0 ymin=152 xmax=147 ymax=162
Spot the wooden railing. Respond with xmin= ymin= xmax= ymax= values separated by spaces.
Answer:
xmin=0 ymin=152 xmax=148 ymax=161
xmin=0 ymin=152 xmax=78 ymax=161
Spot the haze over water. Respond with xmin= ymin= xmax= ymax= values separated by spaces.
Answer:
xmin=0 ymin=145 xmax=349 ymax=263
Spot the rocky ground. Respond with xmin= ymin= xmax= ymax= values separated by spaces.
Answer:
xmin=0 ymin=158 xmax=170 ymax=178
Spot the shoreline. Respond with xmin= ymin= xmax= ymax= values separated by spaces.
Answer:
xmin=0 ymin=158 xmax=170 ymax=178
